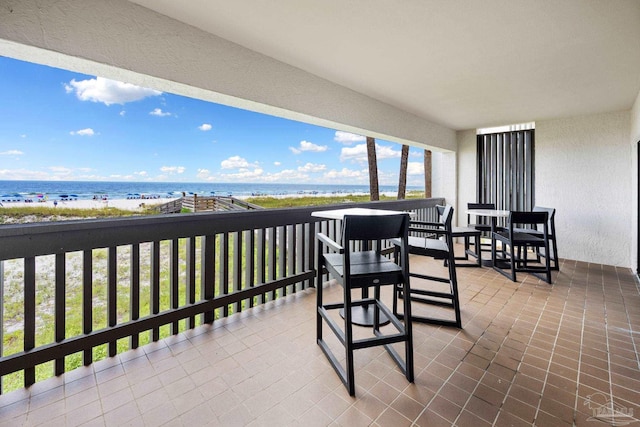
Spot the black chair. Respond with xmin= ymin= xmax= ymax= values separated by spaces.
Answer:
xmin=316 ymin=213 xmax=413 ymax=396
xmin=392 ymin=205 xmax=461 ymax=328
xmin=514 ymin=207 xmax=559 ymax=271
xmin=466 ymin=202 xmax=497 ymax=261
xmin=492 ymin=211 xmax=552 ymax=284
xmin=442 ymin=206 xmax=482 ymax=267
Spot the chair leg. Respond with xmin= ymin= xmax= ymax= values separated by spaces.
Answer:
xmin=343 ymin=284 xmax=356 ymax=396
xmin=509 ymin=243 xmax=516 ymax=282
xmin=447 ymin=250 xmax=462 ymax=328
xmin=402 ymin=277 xmax=414 ymax=383
xmin=544 ymin=241 xmax=552 ymax=284
xmin=316 ymin=256 xmax=324 ymax=343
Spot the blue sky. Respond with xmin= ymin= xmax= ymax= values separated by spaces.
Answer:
xmin=0 ymin=56 xmax=426 ymax=186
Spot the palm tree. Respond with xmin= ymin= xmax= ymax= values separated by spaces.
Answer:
xmin=398 ymin=145 xmax=409 ymax=199
xmin=424 ymin=150 xmax=432 ymax=198
xmin=366 ymin=137 xmax=379 ymax=201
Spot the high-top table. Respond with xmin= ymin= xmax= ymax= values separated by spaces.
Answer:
xmin=466 ymin=208 xmax=510 ymax=267
xmin=312 ymin=207 xmax=411 ymax=326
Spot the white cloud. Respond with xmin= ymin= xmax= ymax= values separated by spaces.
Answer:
xmin=150 ymin=108 xmax=171 ymax=117
xmin=274 ymin=161 xmax=281 ymax=166
xmin=221 ymin=155 xmax=259 ymax=170
xmin=220 ymin=168 xmax=264 ymax=180
xmin=160 ymin=166 xmax=185 ymax=174
xmin=0 ymin=150 xmax=24 ymax=156
xmin=323 ymin=168 xmax=367 ymax=181
xmin=339 ymin=143 xmax=401 ymax=163
xmin=70 ymin=128 xmax=95 ymax=136
xmin=134 ymin=171 xmax=148 ymax=177
xmin=0 ymin=168 xmax=53 ymax=181
xmin=65 ymin=77 xmax=162 ymax=106
xmin=298 ymin=162 xmax=326 ymax=173
xmin=119 ymin=110 xmax=126 ymax=116
xmin=197 ymin=168 xmax=212 ymax=180
xmin=289 ymin=140 xmax=328 ymax=154
xmin=198 ymin=123 xmax=212 ymax=131
xmin=260 ymin=169 xmax=310 ymax=182
xmin=407 ymin=162 xmax=424 ymax=176
xmin=334 ymin=131 xmax=365 ymax=144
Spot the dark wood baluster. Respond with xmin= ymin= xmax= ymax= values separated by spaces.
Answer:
xmin=151 ymin=241 xmax=160 ymax=342
xmin=108 ymin=247 xmax=117 ymax=357
xmin=24 ymin=257 xmax=36 ymax=386
xmin=268 ymin=227 xmax=276 ymax=301
xmin=54 ymin=253 xmax=65 ymax=375
xmin=244 ymin=230 xmax=255 ymax=308
xmin=288 ymin=224 xmax=296 ymax=293
xmin=130 ymin=244 xmax=140 ymax=349
xmin=233 ymin=231 xmax=242 ymax=313
xmin=279 ymin=225 xmax=287 ymax=296
xmin=186 ymin=237 xmax=196 ymax=329
xmin=202 ymin=235 xmax=215 ymax=323
xmin=82 ymin=250 xmax=92 ymax=366
xmin=257 ymin=228 xmax=266 ymax=304
xmin=218 ymin=232 xmax=229 ymax=318
xmin=170 ymin=239 xmax=179 ymax=334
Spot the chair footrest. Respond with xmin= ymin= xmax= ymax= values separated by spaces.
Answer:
xmin=409 ymin=272 xmax=449 ymax=284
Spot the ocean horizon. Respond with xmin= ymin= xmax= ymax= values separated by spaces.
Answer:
xmin=0 ymin=180 xmax=422 ymax=201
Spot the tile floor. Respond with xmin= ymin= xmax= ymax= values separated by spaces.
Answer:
xmin=0 ymin=250 xmax=638 ymax=426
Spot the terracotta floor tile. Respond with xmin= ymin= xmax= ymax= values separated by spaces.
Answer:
xmin=2 ymin=258 xmax=637 ymax=426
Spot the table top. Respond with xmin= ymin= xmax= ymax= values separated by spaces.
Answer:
xmin=311 ymin=207 xmax=410 ymax=221
xmin=466 ymin=208 xmax=510 ymax=218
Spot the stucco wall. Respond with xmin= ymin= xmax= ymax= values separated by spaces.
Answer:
xmin=457 ymin=112 xmax=632 ymax=267
xmin=0 ymin=0 xmax=455 ymax=153
xmin=431 ymin=151 xmax=457 ymax=215
xmin=631 ymin=90 xmax=640 ymax=272
xmin=535 ymin=111 xmax=631 ymax=267
xmin=455 ymin=130 xmax=478 ymax=226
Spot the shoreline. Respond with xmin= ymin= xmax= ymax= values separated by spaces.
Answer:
xmin=0 ymin=191 xmax=402 ymax=212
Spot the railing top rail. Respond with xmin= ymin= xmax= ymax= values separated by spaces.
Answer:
xmin=0 ymin=198 xmax=443 ymax=260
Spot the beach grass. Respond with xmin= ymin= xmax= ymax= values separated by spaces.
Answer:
xmin=0 ymin=206 xmax=160 ymax=224
xmin=245 ymin=191 xmax=425 ymax=208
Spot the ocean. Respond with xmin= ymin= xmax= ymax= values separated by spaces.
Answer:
xmin=0 ymin=180 xmax=422 ymax=201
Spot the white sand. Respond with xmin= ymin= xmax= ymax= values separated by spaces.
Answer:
xmin=0 ymin=197 xmax=180 ymax=211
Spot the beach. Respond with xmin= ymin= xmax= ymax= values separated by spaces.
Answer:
xmin=0 ymin=197 xmax=180 ymax=211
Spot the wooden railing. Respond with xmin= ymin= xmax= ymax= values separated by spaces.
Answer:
xmin=181 ymin=195 xmax=263 ymax=212
xmin=0 ymin=198 xmax=443 ymax=393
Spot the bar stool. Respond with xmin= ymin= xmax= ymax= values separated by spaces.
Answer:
xmin=316 ymin=213 xmax=413 ymax=396
xmin=392 ymin=205 xmax=462 ymax=328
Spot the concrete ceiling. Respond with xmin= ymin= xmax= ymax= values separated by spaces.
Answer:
xmin=129 ymin=0 xmax=640 ymax=131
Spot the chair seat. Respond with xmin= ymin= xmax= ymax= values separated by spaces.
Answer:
xmin=494 ymin=230 xmax=546 ymax=245
xmin=513 ymin=227 xmax=555 ymax=238
xmin=451 ymin=226 xmax=481 ymax=236
xmin=323 ymin=251 xmax=403 ymax=287
xmin=391 ymin=236 xmax=449 ymax=258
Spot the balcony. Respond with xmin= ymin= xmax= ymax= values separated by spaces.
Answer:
xmin=0 ymin=199 xmax=638 ymax=426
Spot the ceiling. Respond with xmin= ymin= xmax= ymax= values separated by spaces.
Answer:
xmin=129 ymin=0 xmax=640 ymax=130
